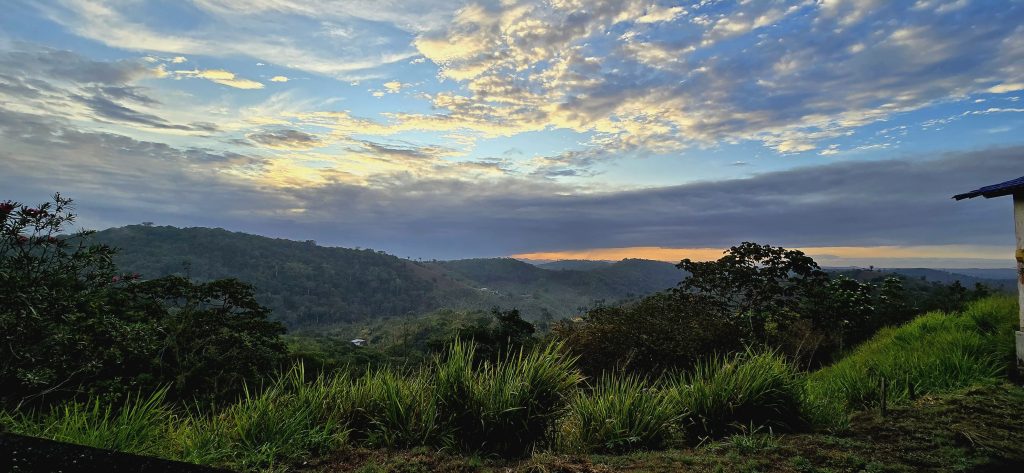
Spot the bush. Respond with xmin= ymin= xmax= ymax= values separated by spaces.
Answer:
xmin=805 ymin=295 xmax=1017 ymax=425
xmin=669 ymin=349 xmax=805 ymax=441
xmin=560 ymin=374 xmax=676 ymax=453
xmin=435 ymin=340 xmax=581 ymax=457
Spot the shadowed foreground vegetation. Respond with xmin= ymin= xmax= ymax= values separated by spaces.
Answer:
xmin=4 ymin=296 xmax=1021 ymax=472
xmin=3 ymin=195 xmax=1021 ymax=472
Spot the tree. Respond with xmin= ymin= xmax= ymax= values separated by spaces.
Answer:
xmin=675 ymin=242 xmax=827 ymax=343
xmin=553 ymin=292 xmax=740 ymax=377
xmin=0 ymin=194 xmax=132 ymax=405
xmin=124 ymin=276 xmax=288 ymax=403
xmin=807 ymin=276 xmax=875 ymax=352
xmin=0 ymin=194 xmax=286 ymax=407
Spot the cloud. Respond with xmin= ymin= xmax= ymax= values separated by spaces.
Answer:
xmin=74 ymin=91 xmax=219 ymax=132
xmin=395 ymin=0 xmax=1024 ymax=170
xmin=174 ymin=68 xmax=264 ymax=89
xmin=988 ymin=82 xmax=1024 ymax=94
xmin=2 ymin=96 xmax=1019 ymax=259
xmin=38 ymin=0 xmax=425 ymax=80
xmin=247 ymin=128 xmax=322 ymax=149
xmin=18 ymin=0 xmax=1024 ymax=179
xmin=269 ymin=75 xmax=289 ymax=82
xmin=0 ymin=45 xmax=162 ymax=84
xmin=0 ymin=45 xmax=219 ymax=133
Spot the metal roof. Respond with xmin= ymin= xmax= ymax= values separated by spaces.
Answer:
xmin=953 ymin=175 xmax=1024 ymax=200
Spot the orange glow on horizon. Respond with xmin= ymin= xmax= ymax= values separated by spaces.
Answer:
xmin=512 ymin=244 xmax=1014 ymax=264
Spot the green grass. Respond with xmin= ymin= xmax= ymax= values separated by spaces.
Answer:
xmin=560 ymin=374 xmax=677 ymax=453
xmin=805 ymin=295 xmax=1018 ymax=426
xmin=355 ymin=368 xmax=444 ymax=448
xmin=3 ymin=388 xmax=171 ymax=457
xmin=668 ymin=349 xmax=805 ymax=442
xmin=435 ymin=339 xmax=582 ymax=457
xmin=171 ymin=365 xmax=348 ymax=470
xmin=5 ymin=295 xmax=1018 ymax=471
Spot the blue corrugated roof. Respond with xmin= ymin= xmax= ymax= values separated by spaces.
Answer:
xmin=953 ymin=175 xmax=1024 ymax=200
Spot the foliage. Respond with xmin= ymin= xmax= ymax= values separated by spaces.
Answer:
xmin=353 ymin=368 xmax=444 ymax=448
xmin=434 ymin=340 xmax=582 ymax=457
xmin=668 ymin=349 xmax=805 ymax=442
xmin=560 ymin=374 xmax=677 ymax=453
xmin=804 ymin=295 xmax=1017 ymax=426
xmin=0 ymin=195 xmax=286 ymax=407
xmin=3 ymin=388 xmax=171 ymax=457
xmin=676 ymin=242 xmax=828 ymax=343
xmin=553 ymin=292 xmax=741 ymax=377
xmin=5 ymin=296 xmax=1020 ymax=471
xmin=95 ymin=226 xmax=684 ymax=328
xmin=168 ymin=367 xmax=346 ymax=470
xmin=437 ymin=307 xmax=538 ymax=361
xmin=122 ymin=276 xmax=288 ymax=403
xmin=1 ymin=194 xmax=145 ymax=405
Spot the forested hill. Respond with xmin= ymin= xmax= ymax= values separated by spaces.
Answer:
xmin=90 ymin=225 xmax=685 ymax=328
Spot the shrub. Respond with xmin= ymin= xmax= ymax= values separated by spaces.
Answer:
xmin=5 ymin=388 xmax=171 ymax=456
xmin=435 ymin=340 xmax=581 ymax=457
xmin=560 ymin=374 xmax=677 ymax=453
xmin=669 ymin=349 xmax=804 ymax=441
xmin=804 ymin=295 xmax=1017 ymax=425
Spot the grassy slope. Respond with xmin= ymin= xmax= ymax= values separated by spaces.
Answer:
xmin=301 ymin=296 xmax=1024 ymax=472
xmin=300 ymin=383 xmax=1024 ymax=472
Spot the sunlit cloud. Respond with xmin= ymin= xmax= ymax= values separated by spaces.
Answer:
xmin=174 ymin=68 xmax=264 ymax=89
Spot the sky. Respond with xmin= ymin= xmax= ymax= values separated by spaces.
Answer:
xmin=1 ymin=0 xmax=1023 ymax=268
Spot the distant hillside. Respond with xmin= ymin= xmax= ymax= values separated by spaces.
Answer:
xmin=935 ymin=268 xmax=1019 ymax=281
xmin=433 ymin=258 xmax=684 ymax=315
xmin=835 ymin=267 xmax=1016 ymax=291
xmin=92 ymin=226 xmax=685 ymax=329
xmin=535 ymin=260 xmax=614 ymax=271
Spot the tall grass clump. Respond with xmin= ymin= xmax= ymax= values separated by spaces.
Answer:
xmin=669 ymin=349 xmax=804 ymax=442
xmin=805 ymin=295 xmax=1017 ymax=424
xmin=435 ymin=340 xmax=581 ymax=457
xmin=5 ymin=388 xmax=171 ymax=457
xmin=172 ymin=364 xmax=348 ymax=470
xmin=353 ymin=367 xmax=443 ymax=448
xmin=560 ymin=374 xmax=677 ymax=453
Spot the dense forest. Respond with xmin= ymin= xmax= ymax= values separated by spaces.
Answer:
xmin=90 ymin=225 xmax=687 ymax=328
xmin=91 ymin=225 xmax=1013 ymax=331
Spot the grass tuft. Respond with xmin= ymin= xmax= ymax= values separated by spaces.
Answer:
xmin=669 ymin=349 xmax=804 ymax=442
xmin=5 ymin=388 xmax=171 ymax=457
xmin=560 ymin=373 xmax=677 ymax=453
xmin=435 ymin=339 xmax=582 ymax=457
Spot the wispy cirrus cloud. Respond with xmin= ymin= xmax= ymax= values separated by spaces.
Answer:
xmin=35 ymin=0 xmax=424 ymax=79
